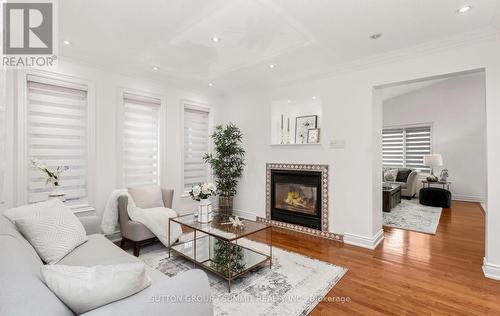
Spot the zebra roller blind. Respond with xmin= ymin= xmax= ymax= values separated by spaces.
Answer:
xmin=183 ymin=105 xmax=210 ymax=192
xmin=122 ymin=93 xmax=161 ymax=187
xmin=383 ymin=125 xmax=431 ymax=172
xmin=27 ymin=76 xmax=89 ymax=204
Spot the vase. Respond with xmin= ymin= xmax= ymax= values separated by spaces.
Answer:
xmin=49 ymin=185 xmax=66 ymax=202
xmin=197 ymin=198 xmax=213 ymax=223
xmin=218 ymin=195 xmax=233 ymax=216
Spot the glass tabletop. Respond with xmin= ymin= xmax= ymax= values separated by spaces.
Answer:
xmin=382 ymin=183 xmax=401 ymax=191
xmin=171 ymin=213 xmax=271 ymax=241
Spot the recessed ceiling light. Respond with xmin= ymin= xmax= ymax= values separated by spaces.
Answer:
xmin=63 ymin=40 xmax=72 ymax=45
xmin=369 ymin=33 xmax=382 ymax=40
xmin=312 ymin=96 xmax=317 ymax=100
xmin=287 ymin=100 xmax=291 ymax=103
xmin=211 ymin=36 xmax=221 ymax=43
xmin=457 ymin=5 xmax=472 ymax=14
xmin=208 ymin=82 xmax=215 ymax=87
xmin=152 ymin=66 xmax=160 ymax=71
xmin=269 ymin=64 xmax=276 ymax=69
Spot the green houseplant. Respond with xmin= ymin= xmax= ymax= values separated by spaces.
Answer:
xmin=204 ymin=123 xmax=245 ymax=213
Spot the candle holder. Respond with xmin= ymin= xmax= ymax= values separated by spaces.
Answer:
xmin=286 ymin=117 xmax=290 ymax=144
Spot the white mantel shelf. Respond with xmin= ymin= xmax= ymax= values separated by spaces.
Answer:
xmin=270 ymin=143 xmax=322 ymax=147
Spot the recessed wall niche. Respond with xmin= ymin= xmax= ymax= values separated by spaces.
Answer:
xmin=270 ymin=97 xmax=322 ymax=145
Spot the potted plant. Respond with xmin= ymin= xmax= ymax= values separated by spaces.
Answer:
xmin=204 ymin=123 xmax=245 ymax=214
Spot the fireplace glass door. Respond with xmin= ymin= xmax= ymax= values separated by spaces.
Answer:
xmin=271 ymin=170 xmax=322 ymax=230
xmin=274 ymin=183 xmax=317 ymax=215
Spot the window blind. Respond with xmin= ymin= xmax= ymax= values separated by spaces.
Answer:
xmin=382 ymin=125 xmax=431 ymax=173
xmin=27 ymin=78 xmax=88 ymax=204
xmin=404 ymin=126 xmax=431 ymax=171
xmin=183 ymin=106 xmax=210 ymax=192
xmin=122 ymin=93 xmax=161 ymax=187
xmin=382 ymin=128 xmax=404 ymax=168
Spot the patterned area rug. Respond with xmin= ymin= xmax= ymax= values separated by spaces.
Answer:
xmin=138 ymin=239 xmax=347 ymax=316
xmin=383 ymin=199 xmax=442 ymax=234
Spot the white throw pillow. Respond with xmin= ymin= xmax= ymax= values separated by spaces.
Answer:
xmin=6 ymin=199 xmax=88 ymax=264
xmin=128 ymin=185 xmax=164 ymax=208
xmin=383 ymin=169 xmax=398 ymax=182
xmin=3 ymin=198 xmax=64 ymax=222
xmin=40 ymin=264 xmax=151 ymax=315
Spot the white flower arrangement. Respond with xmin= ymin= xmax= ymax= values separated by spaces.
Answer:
xmin=189 ymin=182 xmax=216 ymax=201
xmin=31 ymin=158 xmax=69 ymax=187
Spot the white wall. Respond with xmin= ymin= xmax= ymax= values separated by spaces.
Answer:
xmin=0 ymin=68 xmax=5 ymax=210
xmin=221 ymin=36 xmax=500 ymax=279
xmin=2 ymin=59 xmax=223 ymax=218
xmin=383 ymin=72 xmax=487 ymax=202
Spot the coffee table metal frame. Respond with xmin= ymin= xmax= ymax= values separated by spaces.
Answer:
xmin=168 ymin=213 xmax=272 ymax=292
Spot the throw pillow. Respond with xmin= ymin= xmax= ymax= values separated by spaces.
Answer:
xmin=383 ymin=169 xmax=398 ymax=182
xmin=128 ymin=185 xmax=164 ymax=208
xmin=9 ymin=199 xmax=88 ymax=264
xmin=396 ymin=169 xmax=413 ymax=182
xmin=40 ymin=263 xmax=151 ymax=315
xmin=3 ymin=198 xmax=63 ymax=222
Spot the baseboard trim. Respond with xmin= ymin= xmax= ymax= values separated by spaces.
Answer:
xmin=483 ymin=258 xmax=500 ymax=281
xmin=452 ymin=194 xmax=486 ymax=203
xmin=480 ymin=203 xmax=486 ymax=214
xmin=231 ymin=209 xmax=258 ymax=221
xmin=344 ymin=229 xmax=385 ymax=250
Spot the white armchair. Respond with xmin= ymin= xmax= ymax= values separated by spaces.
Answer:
xmin=385 ymin=168 xmax=418 ymax=198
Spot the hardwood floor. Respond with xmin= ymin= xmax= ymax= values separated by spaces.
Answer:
xmin=257 ymin=201 xmax=500 ymax=315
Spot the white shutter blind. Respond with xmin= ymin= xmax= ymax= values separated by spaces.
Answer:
xmin=405 ymin=126 xmax=431 ymax=172
xmin=383 ymin=125 xmax=431 ymax=173
xmin=382 ymin=128 xmax=404 ymax=168
xmin=122 ymin=93 xmax=161 ymax=187
xmin=27 ymin=78 xmax=88 ymax=204
xmin=184 ymin=107 xmax=209 ymax=192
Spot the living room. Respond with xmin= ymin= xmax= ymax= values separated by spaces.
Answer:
xmin=380 ymin=70 xmax=486 ymax=234
xmin=1 ymin=1 xmax=500 ymax=315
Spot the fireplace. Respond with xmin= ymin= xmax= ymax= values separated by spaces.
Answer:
xmin=258 ymin=163 xmax=342 ymax=242
xmin=271 ymin=169 xmax=322 ymax=230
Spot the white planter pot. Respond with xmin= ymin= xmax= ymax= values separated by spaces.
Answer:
xmin=197 ymin=199 xmax=213 ymax=223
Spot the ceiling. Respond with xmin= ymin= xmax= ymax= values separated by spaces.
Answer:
xmin=380 ymin=78 xmax=449 ymax=101
xmin=59 ymin=0 xmax=500 ymax=94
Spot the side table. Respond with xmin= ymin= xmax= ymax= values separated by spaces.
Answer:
xmin=421 ymin=180 xmax=451 ymax=190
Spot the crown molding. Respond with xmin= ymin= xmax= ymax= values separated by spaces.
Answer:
xmin=316 ymin=27 xmax=499 ymax=79
xmin=57 ymin=56 xmax=224 ymax=99
xmin=224 ymin=27 xmax=500 ymax=96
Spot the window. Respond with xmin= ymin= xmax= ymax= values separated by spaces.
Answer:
xmin=121 ymin=92 xmax=161 ymax=187
xmin=183 ymin=104 xmax=210 ymax=193
xmin=382 ymin=125 xmax=431 ymax=172
xmin=27 ymin=75 xmax=89 ymax=205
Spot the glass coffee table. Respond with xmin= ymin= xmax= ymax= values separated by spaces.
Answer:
xmin=168 ymin=213 xmax=272 ymax=292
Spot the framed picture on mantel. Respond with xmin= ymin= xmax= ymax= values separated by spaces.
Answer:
xmin=295 ymin=115 xmax=317 ymax=144
xmin=307 ymin=128 xmax=320 ymax=143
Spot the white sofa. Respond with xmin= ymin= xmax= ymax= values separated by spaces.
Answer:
xmin=0 ymin=214 xmax=213 ymax=316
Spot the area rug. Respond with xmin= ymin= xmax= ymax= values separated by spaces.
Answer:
xmin=383 ymin=199 xmax=442 ymax=234
xmin=137 ymin=239 xmax=347 ymax=316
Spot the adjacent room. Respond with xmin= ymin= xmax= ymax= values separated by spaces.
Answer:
xmin=380 ymin=70 xmax=487 ymax=235
xmin=1 ymin=1 xmax=500 ymax=315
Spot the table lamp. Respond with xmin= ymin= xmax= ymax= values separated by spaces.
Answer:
xmin=423 ymin=154 xmax=443 ymax=182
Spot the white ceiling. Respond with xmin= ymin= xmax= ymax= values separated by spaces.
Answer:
xmin=380 ymin=78 xmax=449 ymax=101
xmin=59 ymin=0 xmax=500 ymax=93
